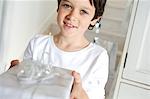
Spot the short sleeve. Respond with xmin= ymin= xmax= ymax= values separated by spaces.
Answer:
xmin=23 ymin=34 xmax=41 ymax=60
xmin=23 ymin=38 xmax=34 ymax=60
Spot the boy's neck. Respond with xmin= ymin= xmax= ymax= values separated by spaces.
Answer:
xmin=53 ymin=34 xmax=90 ymax=52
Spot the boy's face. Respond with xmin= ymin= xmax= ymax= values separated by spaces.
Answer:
xmin=57 ymin=0 xmax=96 ymax=37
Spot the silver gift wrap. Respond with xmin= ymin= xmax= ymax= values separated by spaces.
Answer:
xmin=0 ymin=60 xmax=74 ymax=99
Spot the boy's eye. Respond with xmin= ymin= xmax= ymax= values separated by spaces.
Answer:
xmin=80 ymin=10 xmax=89 ymax=15
xmin=62 ymin=4 xmax=72 ymax=9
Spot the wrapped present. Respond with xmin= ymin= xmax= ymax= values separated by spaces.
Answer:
xmin=0 ymin=60 xmax=74 ymax=99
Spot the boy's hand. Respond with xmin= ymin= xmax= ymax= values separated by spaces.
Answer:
xmin=70 ymin=71 xmax=89 ymax=99
xmin=9 ymin=60 xmax=19 ymax=69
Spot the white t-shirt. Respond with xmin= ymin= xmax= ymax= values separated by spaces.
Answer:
xmin=23 ymin=34 xmax=109 ymax=99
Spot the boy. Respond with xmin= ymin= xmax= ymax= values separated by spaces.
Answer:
xmin=13 ymin=0 xmax=108 ymax=98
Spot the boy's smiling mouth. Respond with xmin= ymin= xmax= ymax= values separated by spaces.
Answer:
xmin=63 ymin=21 xmax=78 ymax=29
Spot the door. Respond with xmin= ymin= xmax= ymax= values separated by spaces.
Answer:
xmin=123 ymin=0 xmax=150 ymax=85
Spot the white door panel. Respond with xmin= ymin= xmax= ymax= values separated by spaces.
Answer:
xmin=123 ymin=0 xmax=150 ymax=85
xmin=118 ymin=83 xmax=150 ymax=99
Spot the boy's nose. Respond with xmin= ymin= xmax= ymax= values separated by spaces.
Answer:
xmin=66 ymin=9 xmax=78 ymax=21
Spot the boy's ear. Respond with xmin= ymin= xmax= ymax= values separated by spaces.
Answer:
xmin=90 ymin=16 xmax=102 ymax=25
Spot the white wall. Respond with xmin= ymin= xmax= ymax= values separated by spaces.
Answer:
xmin=0 ymin=0 xmax=57 ymax=73
xmin=0 ymin=0 xmax=5 ymax=73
